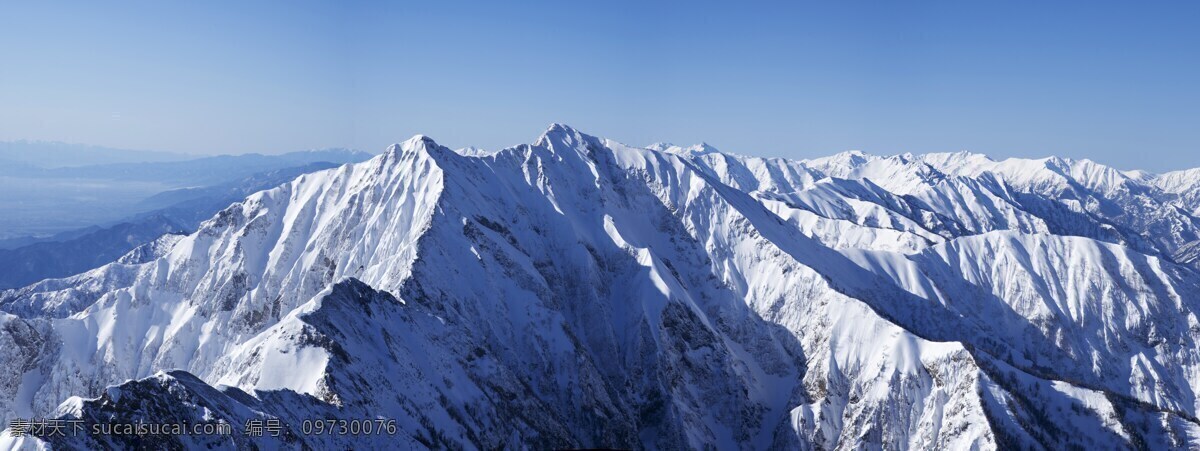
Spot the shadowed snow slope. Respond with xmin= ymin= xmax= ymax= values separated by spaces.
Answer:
xmin=3 ymin=125 xmax=1200 ymax=449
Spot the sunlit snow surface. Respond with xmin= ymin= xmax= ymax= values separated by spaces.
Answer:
xmin=3 ymin=125 xmax=1200 ymax=449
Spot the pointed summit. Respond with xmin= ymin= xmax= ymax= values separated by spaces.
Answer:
xmin=403 ymin=134 xmax=439 ymax=151
xmin=690 ymin=142 xmax=720 ymax=155
xmin=544 ymin=122 xmax=578 ymax=134
xmin=535 ymin=123 xmax=593 ymax=149
xmin=383 ymin=134 xmax=442 ymax=159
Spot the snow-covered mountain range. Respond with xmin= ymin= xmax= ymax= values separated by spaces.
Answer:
xmin=3 ymin=124 xmax=1200 ymax=449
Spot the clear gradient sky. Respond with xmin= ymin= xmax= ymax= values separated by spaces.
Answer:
xmin=1 ymin=1 xmax=1197 ymax=171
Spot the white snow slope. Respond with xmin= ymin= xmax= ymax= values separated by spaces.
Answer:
xmin=2 ymin=125 xmax=1200 ymax=449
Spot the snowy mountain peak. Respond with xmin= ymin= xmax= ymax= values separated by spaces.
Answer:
xmin=646 ymin=142 xmax=675 ymax=152
xmin=917 ymin=150 xmax=996 ymax=171
xmin=808 ymin=149 xmax=876 ymax=169
xmin=403 ymin=134 xmax=441 ymax=152
xmin=535 ymin=122 xmax=589 ymax=147
xmin=379 ymin=135 xmax=450 ymax=170
xmin=655 ymin=142 xmax=722 ymax=156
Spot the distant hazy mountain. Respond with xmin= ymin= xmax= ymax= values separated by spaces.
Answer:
xmin=4 ymin=126 xmax=1200 ymax=449
xmin=0 ymin=216 xmax=186 ymax=290
xmin=0 ymin=148 xmax=373 ymax=185
xmin=0 ymin=149 xmax=373 ymax=240
xmin=0 ymin=141 xmax=191 ymax=168
xmin=0 ymin=162 xmax=347 ymax=289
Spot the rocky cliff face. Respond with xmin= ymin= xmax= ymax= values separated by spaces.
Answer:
xmin=3 ymin=125 xmax=1200 ymax=449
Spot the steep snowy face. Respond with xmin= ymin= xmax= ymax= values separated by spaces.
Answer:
xmin=699 ymin=148 xmax=1200 ymax=264
xmin=0 ymin=136 xmax=445 ymax=420
xmin=4 ymin=126 xmax=1200 ymax=449
xmin=1154 ymin=167 xmax=1200 ymax=221
xmin=1155 ymin=168 xmax=1200 ymax=197
xmin=920 ymin=153 xmax=1146 ymax=201
xmin=678 ymin=149 xmax=1050 ymax=254
xmin=0 ymin=234 xmax=185 ymax=319
xmin=916 ymin=152 xmax=1200 ymax=260
xmin=845 ymin=232 xmax=1200 ymax=415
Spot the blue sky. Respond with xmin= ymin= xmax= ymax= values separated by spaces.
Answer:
xmin=1 ymin=1 xmax=1197 ymax=171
